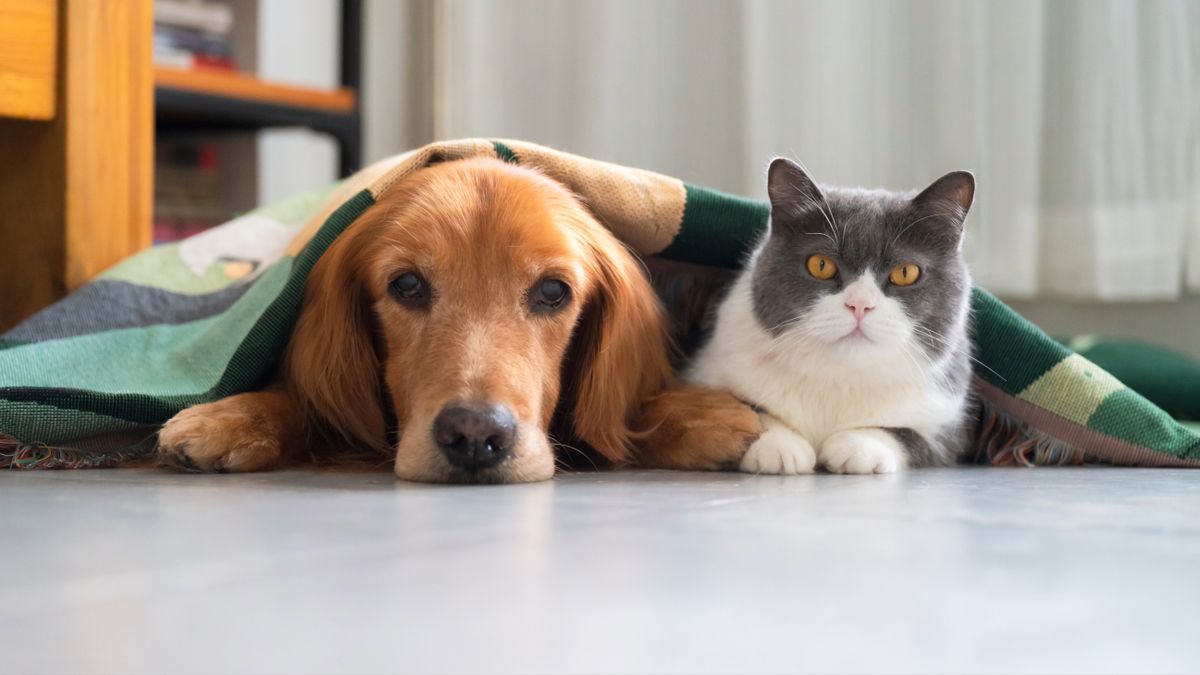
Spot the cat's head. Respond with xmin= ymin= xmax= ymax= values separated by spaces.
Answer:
xmin=751 ymin=158 xmax=974 ymax=365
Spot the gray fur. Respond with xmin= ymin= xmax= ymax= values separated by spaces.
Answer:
xmin=751 ymin=159 xmax=976 ymax=466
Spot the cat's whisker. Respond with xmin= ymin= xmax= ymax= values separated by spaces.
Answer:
xmin=901 ymin=337 xmax=942 ymax=371
xmin=765 ymin=322 xmax=828 ymax=358
xmin=896 ymin=335 xmax=958 ymax=387
xmin=886 ymin=211 xmax=959 ymax=253
xmin=910 ymin=323 xmax=960 ymax=345
xmin=911 ymin=324 xmax=964 ymax=349
xmin=910 ymin=326 xmax=963 ymax=359
xmin=792 ymin=188 xmax=840 ymax=247
xmin=910 ymin=325 xmax=1005 ymax=382
xmin=830 ymin=205 xmax=845 ymax=247
xmin=964 ymin=355 xmax=1006 ymax=382
xmin=910 ymin=325 xmax=950 ymax=345
xmin=811 ymin=194 xmax=843 ymax=248
xmin=784 ymin=156 xmax=842 ymax=247
xmin=768 ymin=314 xmax=811 ymax=334
xmin=808 ymin=230 xmax=837 ymax=246
xmin=765 ymin=331 xmax=810 ymax=358
xmin=766 ymin=331 xmax=801 ymax=349
xmin=786 ymin=156 xmax=843 ymax=244
xmin=898 ymin=343 xmax=933 ymax=383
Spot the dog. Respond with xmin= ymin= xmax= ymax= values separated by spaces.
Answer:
xmin=157 ymin=158 xmax=760 ymax=483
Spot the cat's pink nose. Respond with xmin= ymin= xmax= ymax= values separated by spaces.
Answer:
xmin=844 ymin=300 xmax=875 ymax=321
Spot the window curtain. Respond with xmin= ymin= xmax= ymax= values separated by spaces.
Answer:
xmin=432 ymin=0 xmax=1200 ymax=300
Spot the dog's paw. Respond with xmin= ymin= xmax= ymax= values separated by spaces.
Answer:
xmin=157 ymin=400 xmax=284 ymax=473
xmin=635 ymin=387 xmax=762 ymax=471
xmin=739 ymin=427 xmax=816 ymax=475
xmin=819 ymin=428 xmax=904 ymax=474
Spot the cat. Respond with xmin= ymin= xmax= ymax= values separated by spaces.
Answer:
xmin=688 ymin=158 xmax=976 ymax=474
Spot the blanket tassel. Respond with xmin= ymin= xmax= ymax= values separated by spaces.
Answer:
xmin=0 ymin=434 xmax=153 ymax=470
xmin=971 ymin=398 xmax=1085 ymax=467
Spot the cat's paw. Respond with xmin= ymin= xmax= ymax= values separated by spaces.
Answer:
xmin=819 ymin=428 xmax=905 ymax=474
xmin=740 ymin=427 xmax=817 ymax=475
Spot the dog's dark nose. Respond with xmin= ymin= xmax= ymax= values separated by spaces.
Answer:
xmin=432 ymin=404 xmax=517 ymax=471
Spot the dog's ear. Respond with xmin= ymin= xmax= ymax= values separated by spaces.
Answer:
xmin=562 ymin=221 xmax=674 ymax=464
xmin=284 ymin=223 xmax=388 ymax=452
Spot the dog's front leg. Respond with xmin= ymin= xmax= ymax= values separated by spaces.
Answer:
xmin=632 ymin=386 xmax=761 ymax=471
xmin=157 ymin=388 xmax=308 ymax=473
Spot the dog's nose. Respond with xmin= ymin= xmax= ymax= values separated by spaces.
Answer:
xmin=432 ymin=404 xmax=517 ymax=471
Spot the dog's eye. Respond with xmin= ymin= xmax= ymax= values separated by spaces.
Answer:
xmin=531 ymin=278 xmax=570 ymax=313
xmin=389 ymin=272 xmax=429 ymax=306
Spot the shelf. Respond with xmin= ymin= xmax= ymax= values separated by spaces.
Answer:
xmin=155 ymin=66 xmax=355 ymax=114
xmin=154 ymin=65 xmax=359 ymax=148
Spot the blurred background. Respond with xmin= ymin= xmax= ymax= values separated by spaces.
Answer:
xmin=155 ymin=0 xmax=1199 ymax=355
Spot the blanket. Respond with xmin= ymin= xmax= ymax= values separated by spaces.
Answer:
xmin=2 ymin=139 xmax=1198 ymax=469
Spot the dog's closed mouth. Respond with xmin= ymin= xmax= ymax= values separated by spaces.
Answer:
xmin=442 ymin=464 xmax=515 ymax=485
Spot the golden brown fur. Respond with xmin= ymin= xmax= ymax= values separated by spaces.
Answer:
xmin=158 ymin=158 xmax=758 ymax=483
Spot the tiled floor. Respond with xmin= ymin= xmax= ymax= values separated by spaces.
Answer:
xmin=1 ymin=467 xmax=1197 ymax=674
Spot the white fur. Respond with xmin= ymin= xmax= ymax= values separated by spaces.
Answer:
xmin=821 ymin=428 xmax=904 ymax=474
xmin=740 ymin=415 xmax=817 ymax=474
xmin=689 ymin=270 xmax=963 ymax=475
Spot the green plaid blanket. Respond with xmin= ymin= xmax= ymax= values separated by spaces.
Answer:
xmin=2 ymin=139 xmax=1198 ymax=469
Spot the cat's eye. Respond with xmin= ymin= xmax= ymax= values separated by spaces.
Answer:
xmin=389 ymin=272 xmax=430 ymax=307
xmin=889 ymin=263 xmax=921 ymax=287
xmin=806 ymin=254 xmax=838 ymax=280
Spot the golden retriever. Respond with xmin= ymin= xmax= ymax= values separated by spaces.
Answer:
xmin=156 ymin=158 xmax=759 ymax=483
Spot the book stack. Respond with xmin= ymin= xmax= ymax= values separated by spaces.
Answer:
xmin=154 ymin=140 xmax=229 ymax=244
xmin=153 ymin=0 xmax=236 ymax=71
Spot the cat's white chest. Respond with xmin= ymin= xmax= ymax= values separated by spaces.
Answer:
xmin=689 ymin=276 xmax=958 ymax=446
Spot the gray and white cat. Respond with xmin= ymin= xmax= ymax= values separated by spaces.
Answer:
xmin=689 ymin=158 xmax=975 ymax=474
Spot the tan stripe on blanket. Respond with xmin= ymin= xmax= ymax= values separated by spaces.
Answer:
xmin=285 ymin=139 xmax=499 ymax=257
xmin=975 ymin=378 xmax=1200 ymax=468
xmin=500 ymin=139 xmax=686 ymax=255
xmin=285 ymin=138 xmax=687 ymax=261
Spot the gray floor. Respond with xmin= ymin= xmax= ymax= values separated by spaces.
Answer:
xmin=1 ymin=467 xmax=1197 ymax=674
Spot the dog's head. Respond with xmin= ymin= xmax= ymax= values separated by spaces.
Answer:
xmin=284 ymin=158 xmax=672 ymax=483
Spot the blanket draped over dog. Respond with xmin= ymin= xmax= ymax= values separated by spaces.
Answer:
xmin=2 ymin=139 xmax=1198 ymax=469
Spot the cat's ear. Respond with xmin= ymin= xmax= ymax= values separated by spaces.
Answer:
xmin=767 ymin=157 xmax=825 ymax=218
xmin=913 ymin=171 xmax=975 ymax=219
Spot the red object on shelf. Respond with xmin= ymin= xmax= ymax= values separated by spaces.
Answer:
xmin=154 ymin=139 xmax=229 ymax=244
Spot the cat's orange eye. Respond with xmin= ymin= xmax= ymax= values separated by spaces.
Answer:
xmin=806 ymin=254 xmax=838 ymax=280
xmin=889 ymin=263 xmax=921 ymax=286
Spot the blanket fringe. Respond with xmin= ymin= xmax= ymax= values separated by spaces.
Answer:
xmin=0 ymin=403 xmax=1110 ymax=471
xmin=0 ymin=434 xmax=154 ymax=470
xmin=971 ymin=398 xmax=1085 ymax=467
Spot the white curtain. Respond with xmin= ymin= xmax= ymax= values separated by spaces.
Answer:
xmin=432 ymin=0 xmax=1200 ymax=300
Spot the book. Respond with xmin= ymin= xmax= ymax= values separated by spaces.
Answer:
xmin=154 ymin=140 xmax=230 ymax=244
xmin=154 ymin=0 xmax=233 ymax=36
xmin=153 ymin=0 xmax=236 ymax=70
xmin=154 ymin=24 xmax=234 ymax=58
xmin=153 ymin=44 xmax=236 ymax=71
